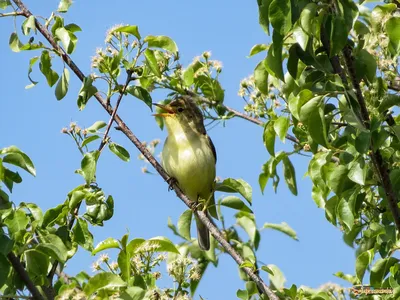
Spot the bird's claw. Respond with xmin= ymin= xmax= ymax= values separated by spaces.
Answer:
xmin=166 ymin=177 xmax=178 ymax=191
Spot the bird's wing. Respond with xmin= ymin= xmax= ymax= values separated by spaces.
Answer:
xmin=207 ymin=135 xmax=217 ymax=163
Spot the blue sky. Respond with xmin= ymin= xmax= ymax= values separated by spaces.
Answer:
xmin=1 ymin=0 xmax=355 ymax=298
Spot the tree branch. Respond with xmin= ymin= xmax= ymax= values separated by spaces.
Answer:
xmin=10 ymin=0 xmax=278 ymax=298
xmin=7 ymin=252 xmax=45 ymax=300
xmin=320 ymin=13 xmax=400 ymax=232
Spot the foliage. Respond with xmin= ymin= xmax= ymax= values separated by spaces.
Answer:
xmin=1 ymin=0 xmax=400 ymax=299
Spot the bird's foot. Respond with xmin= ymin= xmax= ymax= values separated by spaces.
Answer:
xmin=166 ymin=177 xmax=178 ymax=191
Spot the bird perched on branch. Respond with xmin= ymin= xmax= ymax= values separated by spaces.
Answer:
xmin=153 ymin=96 xmax=217 ymax=250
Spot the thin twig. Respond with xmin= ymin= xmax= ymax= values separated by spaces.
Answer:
xmin=98 ymin=71 xmax=132 ymax=152
xmin=7 ymin=252 xmax=45 ymax=300
xmin=10 ymin=1 xmax=278 ymax=298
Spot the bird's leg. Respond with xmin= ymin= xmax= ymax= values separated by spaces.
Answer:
xmin=166 ymin=176 xmax=178 ymax=191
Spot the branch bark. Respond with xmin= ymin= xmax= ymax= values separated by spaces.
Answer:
xmin=7 ymin=252 xmax=45 ymax=300
xmin=11 ymin=0 xmax=278 ymax=298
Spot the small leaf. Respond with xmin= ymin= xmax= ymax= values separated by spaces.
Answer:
xmin=386 ymin=17 xmax=400 ymax=54
xmin=21 ymin=16 xmax=36 ymax=35
xmin=263 ymin=122 xmax=275 ymax=156
xmin=337 ymin=198 xmax=354 ymax=231
xmin=1 ymin=146 xmax=36 ymax=176
xmin=248 ymin=44 xmax=268 ymax=57
xmin=26 ymin=56 xmax=39 ymax=89
xmin=84 ymin=272 xmax=126 ymax=297
xmin=144 ymin=49 xmax=161 ymax=78
xmin=356 ymin=249 xmax=374 ymax=282
xmin=282 ymin=157 xmax=297 ymax=195
xmin=81 ymin=135 xmax=100 ymax=147
xmin=39 ymin=50 xmax=59 ymax=87
xmin=264 ymin=34 xmax=284 ymax=81
xmin=263 ymin=222 xmax=298 ymax=240
xmin=144 ymin=35 xmax=178 ymax=55
xmin=92 ymin=237 xmax=120 ymax=255
xmin=261 ymin=265 xmax=274 ymax=275
xmin=354 ymin=49 xmax=377 ymax=83
xmin=37 ymin=234 xmax=68 ymax=263
xmin=55 ymin=67 xmax=70 ymax=100
xmin=73 ymin=218 xmax=94 ymax=251
xmin=114 ymin=25 xmax=141 ymax=40
xmin=24 ymin=249 xmax=49 ymax=279
xmin=267 ymin=264 xmax=286 ymax=290
xmin=86 ymin=121 xmax=107 ymax=133
xmin=126 ymin=85 xmax=152 ymax=110
xmin=254 ymin=61 xmax=269 ymax=95
xmin=348 ymin=157 xmax=366 ymax=185
xmin=237 ymin=215 xmax=257 ymax=244
xmin=81 ymin=151 xmax=100 ymax=184
xmin=9 ymin=32 xmax=23 ymax=52
xmin=269 ymin=0 xmax=291 ymax=35
xmin=220 ymin=196 xmax=253 ymax=213
xmin=215 ymin=178 xmax=252 ymax=204
xmin=239 ymin=260 xmax=255 ymax=269
xmin=109 ymin=143 xmax=130 ymax=162
xmin=329 ymin=16 xmax=348 ymax=56
xmin=58 ymin=0 xmax=72 ymax=12
xmin=273 ymin=116 xmax=289 ymax=142
xmin=370 ymin=257 xmax=399 ymax=287
xmin=177 ymin=209 xmax=192 ymax=240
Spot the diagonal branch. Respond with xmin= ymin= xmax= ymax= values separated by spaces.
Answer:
xmin=10 ymin=0 xmax=278 ymax=298
xmin=7 ymin=252 xmax=45 ymax=300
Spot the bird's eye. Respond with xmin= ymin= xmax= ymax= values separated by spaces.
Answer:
xmin=177 ymin=107 xmax=184 ymax=112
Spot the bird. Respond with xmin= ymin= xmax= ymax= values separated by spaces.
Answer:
xmin=153 ymin=96 xmax=217 ymax=250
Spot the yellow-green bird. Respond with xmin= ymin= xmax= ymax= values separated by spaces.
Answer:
xmin=154 ymin=96 xmax=217 ymax=250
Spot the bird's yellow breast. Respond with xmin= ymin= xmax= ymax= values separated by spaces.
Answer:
xmin=161 ymin=128 xmax=216 ymax=203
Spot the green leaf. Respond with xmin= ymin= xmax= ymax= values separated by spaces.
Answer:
xmin=126 ymin=238 xmax=146 ymax=254
xmin=0 ymin=254 xmax=10 ymax=287
xmin=92 ymin=237 xmax=120 ymax=255
xmin=144 ymin=49 xmax=161 ymax=78
xmin=39 ymin=50 xmax=59 ymax=87
xmin=263 ymin=222 xmax=298 ymax=240
xmin=55 ymin=27 xmax=71 ymax=51
xmin=267 ymin=264 xmax=286 ymax=290
xmin=261 ymin=265 xmax=274 ymax=275
xmin=378 ymin=94 xmax=400 ymax=113
xmin=258 ymin=0 xmax=272 ymax=35
xmin=77 ymin=76 xmax=98 ymax=110
xmin=220 ymin=196 xmax=253 ymax=213
xmin=109 ymin=143 xmax=130 ymax=162
xmin=299 ymin=3 xmax=317 ymax=36
xmin=239 ymin=260 xmax=255 ymax=269
xmin=145 ymin=237 xmax=180 ymax=254
xmin=4 ymin=209 xmax=29 ymax=234
xmin=248 ymin=44 xmax=268 ymax=57
xmin=114 ymin=25 xmax=141 ymax=40
xmin=337 ymin=198 xmax=354 ymax=231
xmin=215 ymin=178 xmax=252 ymax=204
xmin=26 ymin=56 xmax=39 ymax=89
xmin=73 ymin=218 xmax=94 ymax=251
xmin=84 ymin=272 xmax=126 ymax=296
xmin=273 ymin=116 xmax=289 ymax=142
xmin=329 ymin=16 xmax=348 ymax=56
xmin=119 ymin=287 xmax=145 ymax=300
xmin=370 ymin=257 xmax=399 ymax=287
xmin=269 ymin=0 xmax=291 ymax=36
xmin=65 ymin=23 xmax=82 ymax=33
xmin=81 ymin=151 xmax=100 ymax=184
xmin=355 ymin=131 xmax=371 ymax=154
xmin=87 ymin=121 xmax=107 ymax=133
xmin=237 ymin=289 xmax=249 ymax=300
xmin=356 ymin=249 xmax=374 ymax=282
xmin=354 ymin=49 xmax=377 ymax=83
xmin=24 ymin=249 xmax=49 ymax=277
xmin=21 ymin=15 xmax=36 ymax=35
xmin=0 ymin=0 xmax=11 ymax=9
xmin=282 ymin=156 xmax=297 ymax=195
xmin=9 ymin=32 xmax=23 ymax=52
xmin=264 ymin=33 xmax=284 ymax=81
xmin=0 ymin=234 xmax=14 ymax=255
xmin=293 ymin=24 xmax=309 ymax=51
xmin=259 ymin=171 xmax=269 ymax=194
xmin=263 ymin=122 xmax=275 ymax=156
xmin=348 ymin=157 xmax=366 ymax=185
xmin=69 ymin=190 xmax=85 ymax=210
xmin=254 ymin=61 xmax=269 ymax=95
xmin=118 ymin=250 xmax=130 ymax=281
xmin=1 ymin=146 xmax=36 ymax=176
xmin=183 ymin=66 xmax=194 ymax=86
xmin=327 ymin=165 xmax=354 ymax=195
xmin=58 ymin=0 xmax=72 ymax=12
xmin=144 ymin=35 xmax=178 ymax=55
xmin=237 ymin=215 xmax=257 ymax=244
xmin=55 ymin=67 xmax=70 ymax=100
xmin=37 ymin=234 xmax=68 ymax=263
xmin=177 ymin=209 xmax=192 ymax=240
xmin=386 ymin=17 xmax=400 ymax=54
xmin=195 ymin=75 xmax=225 ymax=103
xmin=126 ymin=85 xmax=152 ymax=110
xmin=81 ymin=135 xmax=100 ymax=147
xmin=287 ymin=44 xmax=299 ymax=79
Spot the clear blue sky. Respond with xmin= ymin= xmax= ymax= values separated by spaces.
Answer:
xmin=1 ymin=1 xmax=355 ymax=298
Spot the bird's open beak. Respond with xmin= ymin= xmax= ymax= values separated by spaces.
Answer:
xmin=152 ymin=103 xmax=175 ymax=117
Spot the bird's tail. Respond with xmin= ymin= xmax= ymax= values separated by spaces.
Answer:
xmin=195 ymin=214 xmax=210 ymax=251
